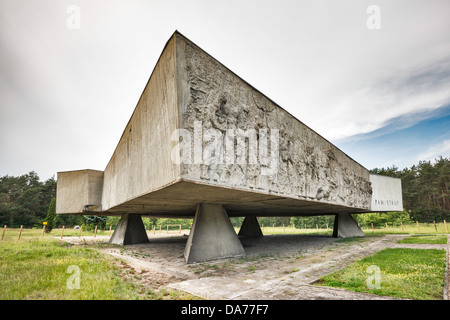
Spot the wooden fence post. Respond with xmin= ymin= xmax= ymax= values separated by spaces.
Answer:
xmin=94 ymin=225 xmax=97 ymax=237
xmin=61 ymin=226 xmax=65 ymax=239
xmin=371 ymin=223 xmax=374 ymax=232
xmin=433 ymin=221 xmax=437 ymax=232
xmin=2 ymin=225 xmax=6 ymax=240
xmin=42 ymin=225 xmax=46 ymax=237
xmin=18 ymin=225 xmax=23 ymax=240
xmin=109 ymin=225 xmax=112 ymax=236
xmin=79 ymin=226 xmax=82 ymax=238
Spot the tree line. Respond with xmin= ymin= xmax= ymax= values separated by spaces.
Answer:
xmin=0 ymin=156 xmax=448 ymax=229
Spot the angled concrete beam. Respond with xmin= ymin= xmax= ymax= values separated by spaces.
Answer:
xmin=109 ymin=214 xmax=149 ymax=245
xmin=184 ymin=203 xmax=245 ymax=263
xmin=238 ymin=216 xmax=263 ymax=237
xmin=332 ymin=213 xmax=365 ymax=238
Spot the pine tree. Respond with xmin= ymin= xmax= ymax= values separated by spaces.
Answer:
xmin=45 ymin=198 xmax=56 ymax=233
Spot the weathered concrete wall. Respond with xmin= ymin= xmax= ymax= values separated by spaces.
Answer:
xmin=176 ymin=34 xmax=372 ymax=211
xmin=101 ymin=35 xmax=181 ymax=211
xmin=56 ymin=169 xmax=103 ymax=214
xmin=369 ymin=174 xmax=403 ymax=212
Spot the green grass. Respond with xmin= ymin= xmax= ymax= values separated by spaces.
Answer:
xmin=0 ymin=229 xmax=199 ymax=300
xmin=361 ymin=222 xmax=449 ymax=235
xmin=397 ymin=235 xmax=448 ymax=244
xmin=235 ymin=222 xmax=449 ymax=236
xmin=315 ymin=248 xmax=447 ymax=300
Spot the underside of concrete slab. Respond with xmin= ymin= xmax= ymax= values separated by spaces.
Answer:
xmin=109 ymin=214 xmax=149 ymax=245
xmin=184 ymin=203 xmax=245 ymax=263
xmin=238 ymin=216 xmax=263 ymax=237
xmin=332 ymin=213 xmax=365 ymax=238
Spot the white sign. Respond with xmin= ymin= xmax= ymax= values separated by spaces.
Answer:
xmin=369 ymin=174 xmax=403 ymax=212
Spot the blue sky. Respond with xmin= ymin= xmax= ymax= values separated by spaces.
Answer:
xmin=334 ymin=104 xmax=450 ymax=170
xmin=0 ymin=0 xmax=449 ymax=180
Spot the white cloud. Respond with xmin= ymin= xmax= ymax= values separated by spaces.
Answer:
xmin=416 ymin=139 xmax=450 ymax=163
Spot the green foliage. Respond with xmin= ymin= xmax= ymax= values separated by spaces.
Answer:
xmin=103 ymin=216 xmax=194 ymax=231
xmin=0 ymin=172 xmax=56 ymax=227
xmin=146 ymin=218 xmax=193 ymax=230
xmin=83 ymin=215 xmax=108 ymax=231
xmin=291 ymin=215 xmax=335 ymax=229
xmin=44 ymin=198 xmax=56 ymax=233
xmin=257 ymin=217 xmax=291 ymax=227
xmin=354 ymin=210 xmax=412 ymax=228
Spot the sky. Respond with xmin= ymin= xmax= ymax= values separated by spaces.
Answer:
xmin=0 ymin=0 xmax=449 ymax=181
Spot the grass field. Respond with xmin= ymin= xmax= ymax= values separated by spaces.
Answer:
xmin=1 ymin=225 xmax=448 ymax=300
xmin=0 ymin=228 xmax=198 ymax=300
xmin=360 ymin=222 xmax=450 ymax=236
xmin=398 ymin=235 xmax=449 ymax=244
xmin=258 ymin=222 xmax=450 ymax=236
xmin=315 ymin=247 xmax=447 ymax=300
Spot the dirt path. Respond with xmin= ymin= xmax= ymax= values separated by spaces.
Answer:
xmin=61 ymin=233 xmax=449 ymax=300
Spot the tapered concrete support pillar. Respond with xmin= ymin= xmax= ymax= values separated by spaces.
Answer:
xmin=333 ymin=213 xmax=365 ymax=238
xmin=109 ymin=214 xmax=149 ymax=245
xmin=184 ymin=203 xmax=245 ymax=264
xmin=238 ymin=216 xmax=263 ymax=237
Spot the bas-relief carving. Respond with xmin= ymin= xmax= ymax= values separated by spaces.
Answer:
xmin=180 ymin=42 xmax=371 ymax=209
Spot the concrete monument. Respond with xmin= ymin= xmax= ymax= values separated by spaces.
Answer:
xmin=56 ymin=31 xmax=403 ymax=263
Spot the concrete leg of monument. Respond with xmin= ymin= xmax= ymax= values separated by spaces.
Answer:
xmin=109 ymin=213 xmax=150 ymax=245
xmin=184 ymin=203 xmax=246 ymax=264
xmin=333 ymin=212 xmax=365 ymax=238
xmin=238 ymin=216 xmax=263 ymax=237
